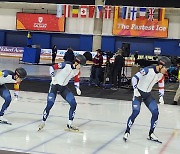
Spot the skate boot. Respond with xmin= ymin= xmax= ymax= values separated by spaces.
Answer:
xmin=147 ymin=133 xmax=162 ymax=143
xmin=123 ymin=131 xmax=130 ymax=142
xmin=38 ymin=121 xmax=45 ymax=131
xmin=0 ymin=116 xmax=8 ymax=122
xmin=0 ymin=116 xmax=11 ymax=125
xmin=67 ymin=124 xmax=79 ymax=132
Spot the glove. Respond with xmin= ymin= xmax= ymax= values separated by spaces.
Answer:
xmin=159 ymin=96 xmax=164 ymax=104
xmin=133 ymin=88 xmax=140 ymax=97
xmin=76 ymin=87 xmax=81 ymax=95
xmin=14 ymin=91 xmax=19 ymax=101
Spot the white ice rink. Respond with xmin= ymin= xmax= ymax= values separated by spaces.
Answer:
xmin=0 ymin=91 xmax=180 ymax=154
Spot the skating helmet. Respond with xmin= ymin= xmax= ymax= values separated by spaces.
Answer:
xmin=15 ymin=67 xmax=27 ymax=79
xmin=75 ymin=54 xmax=87 ymax=66
xmin=158 ymin=56 xmax=171 ymax=68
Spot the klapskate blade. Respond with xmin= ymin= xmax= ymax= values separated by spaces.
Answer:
xmin=147 ymin=138 xmax=162 ymax=144
xmin=0 ymin=121 xmax=12 ymax=125
xmin=64 ymin=128 xmax=83 ymax=133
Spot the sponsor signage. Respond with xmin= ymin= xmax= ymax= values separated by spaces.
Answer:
xmin=113 ymin=18 xmax=169 ymax=38
xmin=0 ymin=46 xmax=23 ymax=52
xmin=16 ymin=13 xmax=65 ymax=32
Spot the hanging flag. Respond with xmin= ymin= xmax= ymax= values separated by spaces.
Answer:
xmin=114 ymin=6 xmax=120 ymax=19
xmin=64 ymin=5 xmax=70 ymax=18
xmin=130 ymin=7 xmax=137 ymax=20
xmin=72 ymin=5 xmax=79 ymax=18
xmin=96 ymin=5 xmax=103 ymax=18
xmin=122 ymin=6 xmax=129 ymax=19
xmin=104 ymin=6 xmax=112 ymax=19
xmin=139 ymin=7 xmax=146 ymax=19
xmin=158 ymin=8 xmax=165 ymax=21
xmin=56 ymin=4 xmax=63 ymax=18
xmin=148 ymin=8 xmax=155 ymax=21
xmin=89 ymin=5 xmax=95 ymax=18
xmin=81 ymin=5 xmax=87 ymax=18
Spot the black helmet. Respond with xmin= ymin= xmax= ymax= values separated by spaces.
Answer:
xmin=158 ymin=56 xmax=171 ymax=68
xmin=75 ymin=54 xmax=87 ymax=66
xmin=15 ymin=67 xmax=27 ymax=79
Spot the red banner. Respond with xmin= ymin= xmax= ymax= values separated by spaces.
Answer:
xmin=16 ymin=13 xmax=65 ymax=32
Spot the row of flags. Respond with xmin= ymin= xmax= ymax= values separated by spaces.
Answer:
xmin=57 ymin=5 xmax=166 ymax=21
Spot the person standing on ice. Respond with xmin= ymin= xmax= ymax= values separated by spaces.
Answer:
xmin=38 ymin=54 xmax=86 ymax=131
xmin=0 ymin=68 xmax=27 ymax=124
xmin=123 ymin=56 xmax=171 ymax=143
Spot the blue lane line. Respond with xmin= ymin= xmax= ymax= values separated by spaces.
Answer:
xmin=92 ymin=129 xmax=125 ymax=154
xmin=0 ymin=119 xmax=42 ymax=136
xmin=0 ymin=146 xmax=55 ymax=154
xmin=25 ymin=120 xmax=92 ymax=153
xmin=8 ymin=110 xmax=179 ymax=131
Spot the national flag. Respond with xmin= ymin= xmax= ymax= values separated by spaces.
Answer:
xmin=104 ymin=6 xmax=112 ymax=19
xmin=122 ymin=6 xmax=129 ymax=19
xmin=158 ymin=8 xmax=165 ymax=21
xmin=56 ymin=4 xmax=63 ymax=18
xmin=72 ymin=5 xmax=79 ymax=18
xmin=89 ymin=5 xmax=95 ymax=18
xmin=80 ymin=5 xmax=87 ymax=18
xmin=96 ymin=5 xmax=103 ymax=18
xmin=130 ymin=7 xmax=137 ymax=20
xmin=139 ymin=7 xmax=146 ymax=19
xmin=114 ymin=6 xmax=120 ymax=19
xmin=64 ymin=5 xmax=70 ymax=17
xmin=148 ymin=8 xmax=155 ymax=21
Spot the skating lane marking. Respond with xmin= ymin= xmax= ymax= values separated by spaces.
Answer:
xmin=25 ymin=120 xmax=91 ymax=153
xmin=159 ymin=129 xmax=179 ymax=154
xmin=7 ymin=110 xmax=180 ymax=131
xmin=92 ymin=129 xmax=125 ymax=154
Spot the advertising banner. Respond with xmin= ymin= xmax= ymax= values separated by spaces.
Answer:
xmin=16 ymin=13 xmax=65 ymax=32
xmin=113 ymin=18 xmax=169 ymax=38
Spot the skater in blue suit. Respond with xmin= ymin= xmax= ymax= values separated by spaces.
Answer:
xmin=0 ymin=67 xmax=27 ymax=124
xmin=123 ymin=56 xmax=171 ymax=143
xmin=38 ymin=54 xmax=86 ymax=131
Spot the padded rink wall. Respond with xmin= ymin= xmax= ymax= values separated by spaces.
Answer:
xmin=0 ymin=30 xmax=180 ymax=56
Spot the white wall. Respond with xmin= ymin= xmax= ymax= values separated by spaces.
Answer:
xmin=65 ymin=18 xmax=94 ymax=34
xmin=0 ymin=8 xmax=20 ymax=30
xmin=166 ymin=15 xmax=180 ymax=39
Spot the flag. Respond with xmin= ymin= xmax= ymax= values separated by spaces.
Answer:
xmin=96 ymin=5 xmax=103 ymax=18
xmin=114 ymin=6 xmax=120 ymax=19
xmin=130 ymin=7 xmax=137 ymax=20
xmin=104 ymin=6 xmax=112 ymax=19
xmin=148 ymin=8 xmax=155 ymax=21
xmin=81 ymin=5 xmax=87 ymax=18
xmin=56 ymin=4 xmax=63 ymax=18
xmin=158 ymin=8 xmax=165 ymax=21
xmin=89 ymin=5 xmax=95 ymax=18
xmin=139 ymin=7 xmax=146 ymax=19
xmin=64 ymin=5 xmax=70 ymax=17
xmin=72 ymin=5 xmax=79 ymax=18
xmin=122 ymin=6 xmax=129 ymax=19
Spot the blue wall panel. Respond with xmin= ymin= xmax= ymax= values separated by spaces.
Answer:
xmin=32 ymin=33 xmax=50 ymax=49
xmin=154 ymin=40 xmax=180 ymax=56
xmin=102 ymin=36 xmax=180 ymax=56
xmin=80 ymin=35 xmax=93 ymax=51
xmin=51 ymin=34 xmax=80 ymax=50
xmin=0 ymin=31 xmax=5 ymax=46
xmin=101 ymin=36 xmax=115 ymax=52
xmin=6 ymin=31 xmax=27 ymax=47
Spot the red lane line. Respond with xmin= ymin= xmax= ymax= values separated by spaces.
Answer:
xmin=159 ymin=130 xmax=178 ymax=154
